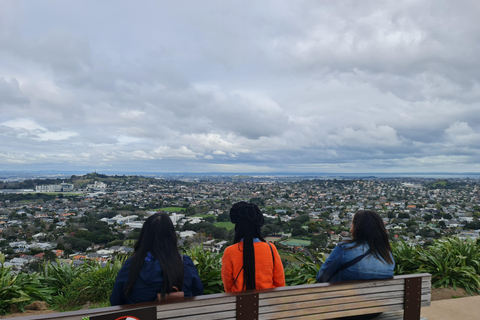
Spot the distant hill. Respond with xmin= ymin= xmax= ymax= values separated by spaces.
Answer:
xmin=0 ymin=172 xmax=168 ymax=189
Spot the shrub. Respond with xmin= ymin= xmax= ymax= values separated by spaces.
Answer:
xmin=184 ymin=245 xmax=223 ymax=294
xmin=416 ymin=237 xmax=480 ymax=293
xmin=51 ymin=260 xmax=123 ymax=311
xmin=391 ymin=240 xmax=422 ymax=275
xmin=0 ymin=255 xmax=53 ymax=315
xmin=283 ymin=252 xmax=320 ymax=286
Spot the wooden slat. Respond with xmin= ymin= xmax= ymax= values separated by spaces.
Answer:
xmin=156 ymin=302 xmax=236 ymax=318
xmin=260 ymin=305 xmax=405 ymax=320
xmin=260 ymin=293 xmax=405 ymax=313
xmin=260 ymin=284 xmax=405 ymax=306
xmin=260 ymin=279 xmax=406 ymax=299
xmin=156 ymin=296 xmax=236 ymax=311
xmin=259 ymin=297 xmax=405 ymax=319
xmin=159 ymin=310 xmax=236 ymax=320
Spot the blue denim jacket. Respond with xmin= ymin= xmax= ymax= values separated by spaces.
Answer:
xmin=316 ymin=242 xmax=394 ymax=283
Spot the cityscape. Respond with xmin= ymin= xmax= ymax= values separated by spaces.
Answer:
xmin=1 ymin=172 xmax=479 ymax=271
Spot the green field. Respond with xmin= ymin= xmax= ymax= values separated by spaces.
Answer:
xmin=215 ymin=221 xmax=235 ymax=230
xmin=280 ymin=239 xmax=311 ymax=247
xmin=157 ymin=207 xmax=185 ymax=212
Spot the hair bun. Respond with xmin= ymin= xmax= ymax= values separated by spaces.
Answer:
xmin=230 ymin=201 xmax=264 ymax=226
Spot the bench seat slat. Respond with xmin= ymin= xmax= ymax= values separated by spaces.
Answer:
xmin=156 ymin=296 xmax=236 ymax=311
xmin=260 ymin=297 xmax=405 ymax=318
xmin=260 ymin=277 xmax=430 ymax=300
xmin=260 ymin=294 xmax=406 ymax=313
xmin=260 ymin=285 xmax=406 ymax=306
xmin=158 ymin=310 xmax=236 ymax=320
xmin=260 ymin=304 xmax=405 ymax=320
xmin=261 ymin=289 xmax=431 ymax=308
xmin=155 ymin=302 xmax=236 ymax=318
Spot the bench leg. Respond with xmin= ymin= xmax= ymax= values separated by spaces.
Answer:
xmin=404 ymin=277 xmax=422 ymax=320
xmin=237 ymin=293 xmax=259 ymax=320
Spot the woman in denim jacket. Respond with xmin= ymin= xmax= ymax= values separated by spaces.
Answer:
xmin=316 ymin=210 xmax=395 ymax=283
xmin=316 ymin=210 xmax=394 ymax=319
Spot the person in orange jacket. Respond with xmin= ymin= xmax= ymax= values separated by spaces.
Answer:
xmin=221 ymin=201 xmax=285 ymax=292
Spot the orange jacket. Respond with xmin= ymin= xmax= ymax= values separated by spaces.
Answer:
xmin=221 ymin=241 xmax=285 ymax=292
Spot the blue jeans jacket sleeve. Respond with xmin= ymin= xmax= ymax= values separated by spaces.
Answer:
xmin=182 ymin=255 xmax=204 ymax=297
xmin=110 ymin=258 xmax=132 ymax=306
xmin=316 ymin=244 xmax=344 ymax=283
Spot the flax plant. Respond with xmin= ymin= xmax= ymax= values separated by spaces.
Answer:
xmin=283 ymin=253 xmax=320 ymax=286
xmin=416 ymin=237 xmax=480 ymax=293
xmin=0 ymin=254 xmax=53 ymax=314
xmin=184 ymin=245 xmax=223 ymax=294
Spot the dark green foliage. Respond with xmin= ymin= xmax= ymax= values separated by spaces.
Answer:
xmin=283 ymin=253 xmax=320 ymax=286
xmin=51 ymin=260 xmax=122 ymax=311
xmin=184 ymin=246 xmax=223 ymax=294
xmin=292 ymin=214 xmax=310 ymax=224
xmin=392 ymin=238 xmax=480 ymax=293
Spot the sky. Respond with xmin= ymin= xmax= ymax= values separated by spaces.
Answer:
xmin=1 ymin=0 xmax=480 ymax=174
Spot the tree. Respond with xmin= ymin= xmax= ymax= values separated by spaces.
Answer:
xmin=309 ymin=233 xmax=328 ymax=250
xmin=216 ymin=212 xmax=229 ymax=222
xmin=293 ymin=214 xmax=310 ymax=224
xmin=204 ymin=216 xmax=215 ymax=223
xmin=398 ymin=212 xmax=410 ymax=219
xmin=43 ymin=250 xmax=57 ymax=261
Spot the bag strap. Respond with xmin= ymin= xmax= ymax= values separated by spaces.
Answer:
xmin=268 ymin=242 xmax=275 ymax=269
xmin=331 ymin=249 xmax=371 ymax=279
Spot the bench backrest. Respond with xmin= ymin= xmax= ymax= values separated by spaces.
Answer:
xmin=7 ymin=273 xmax=431 ymax=320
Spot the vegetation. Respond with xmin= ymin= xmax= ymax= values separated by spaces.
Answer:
xmin=392 ymin=237 xmax=480 ymax=293
xmin=2 ymin=236 xmax=480 ymax=316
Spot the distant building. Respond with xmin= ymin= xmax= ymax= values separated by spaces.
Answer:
xmin=35 ymin=183 xmax=74 ymax=192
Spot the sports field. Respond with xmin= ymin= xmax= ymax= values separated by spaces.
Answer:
xmin=157 ymin=207 xmax=185 ymax=212
xmin=215 ymin=221 xmax=235 ymax=230
xmin=280 ymin=238 xmax=311 ymax=247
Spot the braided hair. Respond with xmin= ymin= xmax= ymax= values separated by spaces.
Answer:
xmin=230 ymin=201 xmax=265 ymax=290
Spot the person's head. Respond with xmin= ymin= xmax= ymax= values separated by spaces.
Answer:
xmin=230 ymin=201 xmax=265 ymax=243
xmin=125 ymin=213 xmax=183 ymax=298
xmin=349 ymin=210 xmax=393 ymax=264
xmin=134 ymin=213 xmax=177 ymax=254
xmin=229 ymin=201 xmax=265 ymax=290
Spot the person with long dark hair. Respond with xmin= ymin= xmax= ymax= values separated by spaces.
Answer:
xmin=110 ymin=213 xmax=203 ymax=305
xmin=221 ymin=201 xmax=285 ymax=292
xmin=316 ymin=210 xmax=395 ymax=283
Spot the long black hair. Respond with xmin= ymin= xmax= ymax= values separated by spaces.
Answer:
xmin=346 ymin=210 xmax=394 ymax=264
xmin=124 ymin=213 xmax=184 ymax=299
xmin=230 ymin=201 xmax=265 ymax=290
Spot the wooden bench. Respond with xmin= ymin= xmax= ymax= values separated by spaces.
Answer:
xmin=7 ymin=273 xmax=431 ymax=320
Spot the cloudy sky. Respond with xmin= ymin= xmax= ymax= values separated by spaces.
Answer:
xmin=1 ymin=0 xmax=480 ymax=174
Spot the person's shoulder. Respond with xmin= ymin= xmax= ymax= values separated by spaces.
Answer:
xmin=182 ymin=255 xmax=195 ymax=267
xmin=223 ymin=243 xmax=239 ymax=254
xmin=182 ymin=254 xmax=192 ymax=261
xmin=260 ymin=241 xmax=277 ymax=249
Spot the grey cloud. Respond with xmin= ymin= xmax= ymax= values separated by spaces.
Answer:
xmin=0 ymin=77 xmax=29 ymax=106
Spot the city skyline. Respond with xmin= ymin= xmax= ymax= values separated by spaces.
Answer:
xmin=1 ymin=1 xmax=480 ymax=174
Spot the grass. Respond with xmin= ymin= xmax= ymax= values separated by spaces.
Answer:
xmin=280 ymin=239 xmax=311 ymax=246
xmin=214 ymin=221 xmax=235 ymax=230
